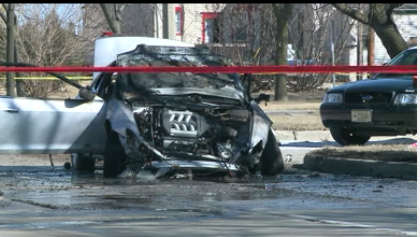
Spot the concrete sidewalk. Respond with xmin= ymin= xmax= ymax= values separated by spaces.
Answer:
xmin=273 ymin=130 xmax=417 ymax=180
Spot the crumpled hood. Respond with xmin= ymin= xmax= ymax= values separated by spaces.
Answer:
xmin=140 ymin=87 xmax=245 ymax=101
xmin=115 ymin=45 xmax=240 ymax=92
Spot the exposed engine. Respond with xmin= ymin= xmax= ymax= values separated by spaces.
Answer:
xmin=133 ymin=107 xmax=250 ymax=161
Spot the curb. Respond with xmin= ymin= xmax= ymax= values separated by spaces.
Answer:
xmin=303 ymin=155 xmax=417 ymax=180
xmin=273 ymin=130 xmax=417 ymax=143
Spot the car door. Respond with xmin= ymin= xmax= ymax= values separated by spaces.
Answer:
xmin=0 ymin=95 xmax=107 ymax=154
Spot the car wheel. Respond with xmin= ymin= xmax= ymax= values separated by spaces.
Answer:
xmin=259 ymin=130 xmax=285 ymax=176
xmin=71 ymin=153 xmax=95 ymax=172
xmin=103 ymin=131 xmax=127 ymax=178
xmin=330 ymin=127 xmax=371 ymax=146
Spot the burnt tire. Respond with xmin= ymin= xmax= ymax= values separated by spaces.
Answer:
xmin=330 ymin=127 xmax=371 ymax=146
xmin=260 ymin=130 xmax=284 ymax=176
xmin=71 ymin=153 xmax=95 ymax=172
xmin=103 ymin=131 xmax=127 ymax=178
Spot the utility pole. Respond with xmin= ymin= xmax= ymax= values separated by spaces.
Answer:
xmin=15 ymin=38 xmax=24 ymax=96
xmin=356 ymin=21 xmax=363 ymax=81
xmin=180 ymin=3 xmax=185 ymax=41
xmin=367 ymin=27 xmax=375 ymax=65
xmin=155 ymin=4 xmax=160 ymax=38
xmin=331 ymin=20 xmax=336 ymax=87
xmin=6 ymin=4 xmax=15 ymax=96
xmin=367 ymin=4 xmax=375 ymax=78
xmin=162 ymin=3 xmax=169 ymax=39
xmin=14 ymin=14 xmax=24 ymax=97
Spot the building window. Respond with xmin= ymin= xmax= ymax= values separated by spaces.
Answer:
xmin=175 ymin=5 xmax=182 ymax=36
xmin=201 ymin=12 xmax=220 ymax=43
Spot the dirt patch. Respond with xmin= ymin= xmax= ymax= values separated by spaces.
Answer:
xmin=270 ymin=113 xmax=326 ymax=131
xmin=260 ymin=101 xmax=320 ymax=111
xmin=254 ymin=90 xmax=323 ymax=110
xmin=307 ymin=145 xmax=417 ymax=163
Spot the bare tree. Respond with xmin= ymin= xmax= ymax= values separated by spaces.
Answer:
xmin=332 ymin=3 xmax=407 ymax=58
xmin=199 ymin=4 xmax=357 ymax=94
xmin=99 ymin=3 xmax=127 ymax=34
xmin=287 ymin=4 xmax=356 ymax=91
xmin=121 ymin=4 xmax=156 ymax=37
xmin=204 ymin=4 xmax=278 ymax=92
xmin=272 ymin=4 xmax=293 ymax=101
xmin=13 ymin=4 xmax=94 ymax=97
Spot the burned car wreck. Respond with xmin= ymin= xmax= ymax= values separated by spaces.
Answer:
xmin=97 ymin=45 xmax=284 ymax=178
xmin=0 ymin=38 xmax=284 ymax=179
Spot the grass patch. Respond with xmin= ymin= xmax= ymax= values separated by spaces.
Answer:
xmin=269 ymin=113 xmax=326 ymax=131
xmin=307 ymin=144 xmax=417 ymax=163
xmin=260 ymin=101 xmax=321 ymax=111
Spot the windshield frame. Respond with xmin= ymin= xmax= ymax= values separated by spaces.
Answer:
xmin=372 ymin=48 xmax=417 ymax=79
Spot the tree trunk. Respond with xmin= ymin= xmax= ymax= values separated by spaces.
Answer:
xmin=6 ymin=4 xmax=15 ymax=96
xmin=180 ymin=4 xmax=185 ymax=41
xmin=13 ymin=14 xmax=24 ymax=97
xmin=367 ymin=27 xmax=375 ymax=66
xmin=100 ymin=4 xmax=122 ymax=34
xmin=331 ymin=4 xmax=407 ymax=59
xmin=372 ymin=24 xmax=407 ymax=58
xmin=162 ymin=3 xmax=169 ymax=39
xmin=15 ymin=42 xmax=25 ymax=96
xmin=113 ymin=4 xmax=122 ymax=34
xmin=272 ymin=4 xmax=293 ymax=101
xmin=273 ymin=28 xmax=288 ymax=101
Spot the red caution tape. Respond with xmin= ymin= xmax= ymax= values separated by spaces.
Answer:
xmin=0 ymin=65 xmax=416 ymax=74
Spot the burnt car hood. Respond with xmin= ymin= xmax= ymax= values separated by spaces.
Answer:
xmin=128 ymin=87 xmax=245 ymax=101
xmin=329 ymin=78 xmax=415 ymax=94
xmin=114 ymin=44 xmax=246 ymax=103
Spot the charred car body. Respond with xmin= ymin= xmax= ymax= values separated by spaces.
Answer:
xmin=98 ymin=43 xmax=284 ymax=178
xmin=0 ymin=36 xmax=284 ymax=178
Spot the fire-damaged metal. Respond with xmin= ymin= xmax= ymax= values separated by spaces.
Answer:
xmin=0 ymin=37 xmax=284 ymax=179
xmin=100 ymin=44 xmax=284 ymax=178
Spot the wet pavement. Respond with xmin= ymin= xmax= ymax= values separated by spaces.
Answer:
xmin=0 ymin=161 xmax=416 ymax=236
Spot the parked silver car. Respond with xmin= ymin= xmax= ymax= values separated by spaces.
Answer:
xmin=0 ymin=43 xmax=284 ymax=178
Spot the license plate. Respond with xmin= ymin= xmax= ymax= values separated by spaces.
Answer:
xmin=351 ymin=110 xmax=372 ymax=123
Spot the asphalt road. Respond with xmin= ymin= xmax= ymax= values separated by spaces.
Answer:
xmin=0 ymin=159 xmax=416 ymax=237
xmin=0 ymin=133 xmax=416 ymax=237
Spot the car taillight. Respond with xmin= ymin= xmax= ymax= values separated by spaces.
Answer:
xmin=102 ymin=31 xmax=113 ymax=37
xmin=413 ymin=75 xmax=417 ymax=87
